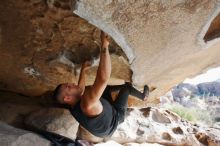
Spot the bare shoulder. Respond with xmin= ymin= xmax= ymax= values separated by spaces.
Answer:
xmin=81 ymin=85 xmax=96 ymax=106
xmin=80 ymin=95 xmax=103 ymax=117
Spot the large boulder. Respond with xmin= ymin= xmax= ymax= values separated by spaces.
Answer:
xmin=0 ymin=91 xmax=220 ymax=146
xmin=0 ymin=91 xmax=42 ymax=128
xmin=73 ymin=0 xmax=220 ymax=104
xmin=109 ymin=107 xmax=200 ymax=145
xmin=78 ymin=107 xmax=220 ymax=146
xmin=0 ymin=121 xmax=51 ymax=146
xmin=0 ymin=0 xmax=130 ymax=97
xmin=25 ymin=108 xmax=79 ymax=140
xmin=0 ymin=91 xmax=80 ymax=141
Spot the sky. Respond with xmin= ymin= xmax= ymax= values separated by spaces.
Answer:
xmin=184 ymin=66 xmax=220 ymax=85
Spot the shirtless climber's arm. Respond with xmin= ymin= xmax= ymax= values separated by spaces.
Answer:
xmin=83 ymin=31 xmax=111 ymax=106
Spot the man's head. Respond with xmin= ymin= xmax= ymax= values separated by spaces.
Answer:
xmin=53 ymin=83 xmax=82 ymax=107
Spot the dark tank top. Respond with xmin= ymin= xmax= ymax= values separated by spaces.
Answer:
xmin=70 ymin=98 xmax=118 ymax=137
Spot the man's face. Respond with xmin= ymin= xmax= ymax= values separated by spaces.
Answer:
xmin=58 ymin=83 xmax=81 ymax=104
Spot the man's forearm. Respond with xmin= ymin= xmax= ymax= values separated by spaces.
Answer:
xmin=78 ymin=67 xmax=86 ymax=94
xmin=82 ymin=31 xmax=111 ymax=104
xmin=97 ymin=46 xmax=111 ymax=82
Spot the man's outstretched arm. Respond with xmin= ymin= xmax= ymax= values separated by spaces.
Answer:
xmin=83 ymin=31 xmax=111 ymax=105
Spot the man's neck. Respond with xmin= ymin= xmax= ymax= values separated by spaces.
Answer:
xmin=69 ymin=97 xmax=81 ymax=107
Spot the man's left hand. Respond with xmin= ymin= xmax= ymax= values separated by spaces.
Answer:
xmin=101 ymin=31 xmax=110 ymax=49
xmin=82 ymin=61 xmax=92 ymax=70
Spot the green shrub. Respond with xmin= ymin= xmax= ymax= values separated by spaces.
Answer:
xmin=168 ymin=104 xmax=197 ymax=122
xmin=165 ymin=104 xmax=213 ymax=125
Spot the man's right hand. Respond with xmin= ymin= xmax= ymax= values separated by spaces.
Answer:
xmin=101 ymin=31 xmax=110 ymax=49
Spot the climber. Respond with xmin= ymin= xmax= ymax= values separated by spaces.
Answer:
xmin=53 ymin=31 xmax=149 ymax=138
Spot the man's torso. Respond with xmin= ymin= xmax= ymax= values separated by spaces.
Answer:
xmin=70 ymin=97 xmax=118 ymax=137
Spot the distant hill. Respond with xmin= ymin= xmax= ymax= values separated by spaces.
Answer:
xmin=172 ymin=82 xmax=220 ymax=98
xmin=216 ymin=78 xmax=220 ymax=82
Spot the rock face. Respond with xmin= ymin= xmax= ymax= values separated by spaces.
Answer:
xmin=0 ymin=121 xmax=51 ymax=146
xmin=79 ymin=107 xmax=220 ymax=146
xmin=0 ymin=91 xmax=42 ymax=128
xmin=25 ymin=108 xmax=79 ymax=140
xmin=0 ymin=0 xmax=130 ymax=97
xmin=95 ymin=141 xmax=164 ymax=146
xmin=0 ymin=91 xmax=80 ymax=140
xmin=73 ymin=0 xmax=220 ymax=103
xmin=110 ymin=107 xmax=198 ymax=145
xmin=1 ymin=1 xmax=220 ymax=104
xmin=0 ymin=91 xmax=220 ymax=146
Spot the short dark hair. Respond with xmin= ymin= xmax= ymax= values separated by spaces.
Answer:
xmin=53 ymin=84 xmax=70 ymax=109
xmin=53 ymin=84 xmax=62 ymax=102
